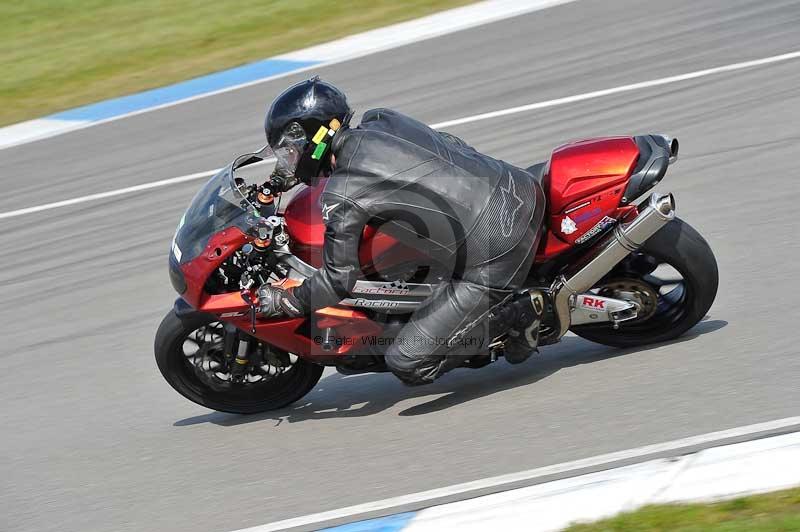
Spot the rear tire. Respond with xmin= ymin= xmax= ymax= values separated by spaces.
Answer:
xmin=571 ymin=217 xmax=718 ymax=348
xmin=155 ymin=310 xmax=323 ymax=414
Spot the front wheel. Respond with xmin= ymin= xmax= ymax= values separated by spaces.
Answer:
xmin=571 ymin=217 xmax=718 ymax=348
xmin=155 ymin=310 xmax=323 ymax=414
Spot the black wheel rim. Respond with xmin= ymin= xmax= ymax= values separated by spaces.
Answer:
xmin=177 ymin=321 xmax=305 ymax=403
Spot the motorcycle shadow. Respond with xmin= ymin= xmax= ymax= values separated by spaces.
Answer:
xmin=174 ymin=318 xmax=727 ymax=427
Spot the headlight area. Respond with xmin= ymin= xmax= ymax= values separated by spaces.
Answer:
xmin=169 ymin=252 xmax=187 ymax=295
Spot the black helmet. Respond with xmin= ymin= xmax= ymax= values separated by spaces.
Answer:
xmin=264 ymin=77 xmax=351 ymax=186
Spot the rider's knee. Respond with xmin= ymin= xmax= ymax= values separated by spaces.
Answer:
xmin=384 ymin=345 xmax=439 ymax=386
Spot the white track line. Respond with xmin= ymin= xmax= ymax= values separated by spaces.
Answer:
xmin=2 ymin=49 xmax=799 ymax=222
xmin=432 ymin=49 xmax=800 ymax=129
xmin=0 ymin=168 xmax=225 ymax=220
xmin=233 ymin=416 xmax=800 ymax=532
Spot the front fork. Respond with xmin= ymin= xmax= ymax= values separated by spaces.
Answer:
xmin=173 ymin=297 xmax=268 ymax=382
xmin=223 ymin=323 xmax=254 ymax=383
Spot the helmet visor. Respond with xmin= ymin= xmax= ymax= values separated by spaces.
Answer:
xmin=271 ymin=122 xmax=307 ymax=177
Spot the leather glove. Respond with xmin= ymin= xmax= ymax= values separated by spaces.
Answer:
xmin=268 ymin=165 xmax=298 ymax=193
xmin=257 ymin=285 xmax=305 ymax=318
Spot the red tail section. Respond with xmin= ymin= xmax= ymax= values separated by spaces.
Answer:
xmin=537 ymin=137 xmax=641 ymax=260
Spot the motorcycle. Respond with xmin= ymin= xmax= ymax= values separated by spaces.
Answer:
xmin=156 ymin=134 xmax=718 ymax=413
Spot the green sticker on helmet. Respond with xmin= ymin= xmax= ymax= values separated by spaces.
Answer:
xmin=311 ymin=141 xmax=328 ymax=160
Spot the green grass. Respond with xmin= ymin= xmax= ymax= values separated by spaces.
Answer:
xmin=566 ymin=488 xmax=800 ymax=532
xmin=0 ymin=0 xmax=475 ymax=126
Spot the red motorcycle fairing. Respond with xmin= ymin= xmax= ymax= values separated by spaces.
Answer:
xmin=182 ymin=237 xmax=384 ymax=360
xmin=222 ymin=307 xmax=384 ymax=362
xmin=548 ymin=137 xmax=639 ymax=212
xmin=180 ymin=227 xmax=251 ymax=309
xmin=282 ymin=184 xmax=324 ymax=265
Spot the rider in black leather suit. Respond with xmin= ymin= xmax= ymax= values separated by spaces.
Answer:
xmin=262 ymin=78 xmax=546 ymax=385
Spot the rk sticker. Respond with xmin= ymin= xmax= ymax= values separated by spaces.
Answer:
xmin=561 ymin=216 xmax=578 ymax=235
xmin=581 ymin=296 xmax=606 ymax=310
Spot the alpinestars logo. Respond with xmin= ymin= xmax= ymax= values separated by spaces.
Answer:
xmin=500 ymin=172 xmax=523 ymax=237
xmin=321 ymin=202 xmax=340 ymax=221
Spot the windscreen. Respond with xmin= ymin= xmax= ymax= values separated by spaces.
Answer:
xmin=171 ymin=166 xmax=250 ymax=263
xmin=171 ymin=145 xmax=276 ymax=264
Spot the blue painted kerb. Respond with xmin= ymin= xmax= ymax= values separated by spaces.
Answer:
xmin=319 ymin=511 xmax=417 ymax=532
xmin=51 ymin=58 xmax=318 ymax=122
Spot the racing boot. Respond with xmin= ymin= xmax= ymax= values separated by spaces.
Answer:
xmin=499 ymin=290 xmax=545 ymax=365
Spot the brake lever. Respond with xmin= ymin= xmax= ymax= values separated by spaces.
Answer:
xmin=240 ymin=290 xmax=257 ymax=333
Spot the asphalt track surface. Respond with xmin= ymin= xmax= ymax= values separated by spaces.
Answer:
xmin=2 ymin=1 xmax=800 ymax=531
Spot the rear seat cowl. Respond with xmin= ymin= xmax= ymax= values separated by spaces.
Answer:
xmin=621 ymin=135 xmax=672 ymax=205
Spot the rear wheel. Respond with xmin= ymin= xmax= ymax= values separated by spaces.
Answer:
xmin=571 ymin=217 xmax=718 ymax=348
xmin=155 ymin=310 xmax=323 ymax=414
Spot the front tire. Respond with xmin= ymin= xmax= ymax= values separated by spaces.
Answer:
xmin=155 ymin=310 xmax=323 ymax=414
xmin=571 ymin=217 xmax=718 ymax=348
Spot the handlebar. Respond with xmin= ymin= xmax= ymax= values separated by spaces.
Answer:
xmin=267 ymin=167 xmax=298 ymax=194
